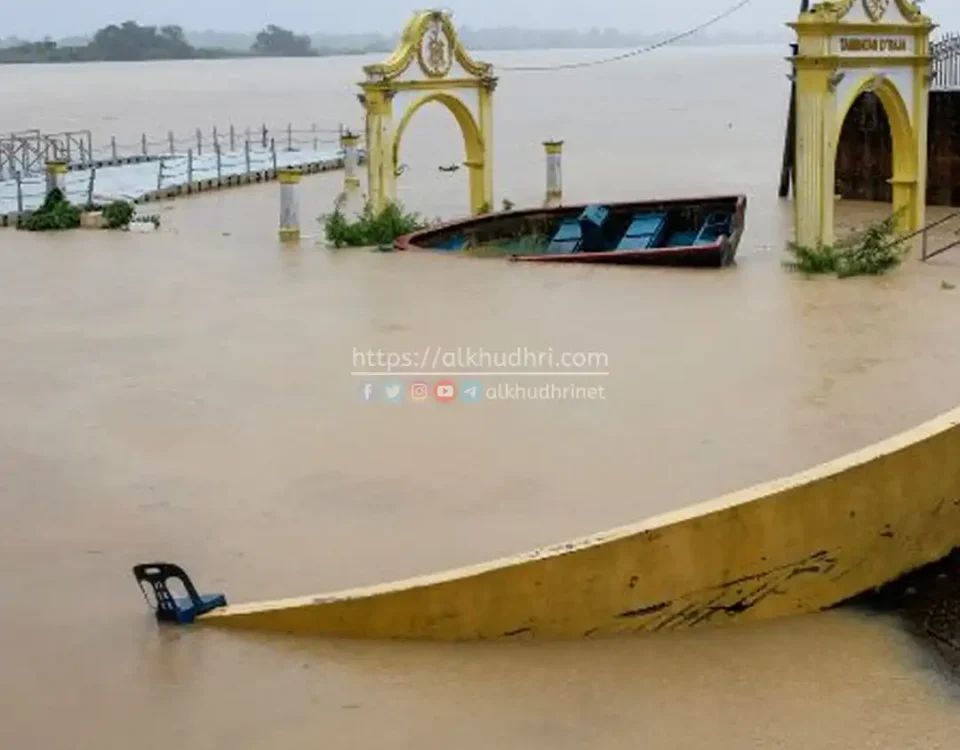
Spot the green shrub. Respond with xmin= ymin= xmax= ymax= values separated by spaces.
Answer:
xmin=784 ymin=211 xmax=907 ymax=278
xmin=834 ymin=212 xmax=906 ymax=278
xmin=18 ymin=187 xmax=81 ymax=231
xmin=321 ymin=194 xmax=428 ymax=248
xmin=783 ymin=241 xmax=841 ymax=274
xmin=102 ymin=200 xmax=135 ymax=229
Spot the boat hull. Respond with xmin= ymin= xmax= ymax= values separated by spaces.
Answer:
xmin=396 ymin=194 xmax=747 ymax=268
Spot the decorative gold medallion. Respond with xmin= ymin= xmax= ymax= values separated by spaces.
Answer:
xmin=862 ymin=0 xmax=889 ymax=22
xmin=418 ymin=18 xmax=453 ymax=78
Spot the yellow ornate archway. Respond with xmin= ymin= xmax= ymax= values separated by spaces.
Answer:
xmin=358 ymin=10 xmax=497 ymax=215
xmin=788 ymin=0 xmax=935 ymax=248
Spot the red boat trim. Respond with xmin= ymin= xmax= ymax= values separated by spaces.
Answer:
xmin=510 ymin=239 xmax=725 ymax=263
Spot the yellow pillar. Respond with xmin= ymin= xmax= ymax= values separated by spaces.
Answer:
xmin=278 ymin=168 xmax=301 ymax=242
xmin=340 ymin=131 xmax=361 ymax=193
xmin=362 ymin=89 xmax=395 ymax=213
xmin=793 ymin=67 xmax=832 ymax=249
xmin=543 ymin=140 xmax=564 ymax=208
xmin=477 ymin=82 xmax=495 ymax=212
xmin=45 ymin=160 xmax=68 ymax=197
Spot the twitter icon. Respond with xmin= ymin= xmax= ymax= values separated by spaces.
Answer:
xmin=384 ymin=381 xmax=405 ymax=404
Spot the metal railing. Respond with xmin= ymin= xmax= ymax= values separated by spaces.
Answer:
xmin=0 ymin=130 xmax=93 ymax=178
xmin=931 ymin=32 xmax=960 ymax=92
xmin=918 ymin=209 xmax=960 ymax=261
xmin=0 ymin=134 xmax=365 ymax=216
xmin=0 ymin=122 xmax=359 ymax=180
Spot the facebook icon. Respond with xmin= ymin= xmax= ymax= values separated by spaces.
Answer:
xmin=360 ymin=382 xmax=375 ymax=402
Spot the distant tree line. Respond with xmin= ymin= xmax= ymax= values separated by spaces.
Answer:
xmin=0 ymin=21 xmax=323 ymax=64
xmin=0 ymin=21 xmax=792 ymax=64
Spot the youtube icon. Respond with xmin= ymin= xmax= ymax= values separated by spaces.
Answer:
xmin=434 ymin=381 xmax=457 ymax=403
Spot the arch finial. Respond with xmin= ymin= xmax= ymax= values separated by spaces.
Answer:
xmin=362 ymin=9 xmax=493 ymax=83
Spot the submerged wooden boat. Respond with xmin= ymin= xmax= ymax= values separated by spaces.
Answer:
xmin=395 ymin=194 xmax=747 ymax=267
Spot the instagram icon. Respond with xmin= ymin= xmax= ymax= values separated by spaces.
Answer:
xmin=409 ymin=382 xmax=429 ymax=403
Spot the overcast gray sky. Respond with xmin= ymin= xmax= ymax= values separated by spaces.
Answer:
xmin=6 ymin=0 xmax=959 ymax=39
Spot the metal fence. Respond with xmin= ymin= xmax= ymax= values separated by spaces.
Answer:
xmin=931 ymin=33 xmax=960 ymax=92
xmin=0 ymin=132 xmax=365 ymax=217
xmin=0 ymin=130 xmax=94 ymax=178
xmin=0 ymin=122 xmax=357 ymax=180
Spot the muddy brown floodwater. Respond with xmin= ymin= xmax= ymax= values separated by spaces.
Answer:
xmin=2 ymin=47 xmax=960 ymax=748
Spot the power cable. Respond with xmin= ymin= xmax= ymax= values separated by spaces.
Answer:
xmin=499 ymin=0 xmax=755 ymax=72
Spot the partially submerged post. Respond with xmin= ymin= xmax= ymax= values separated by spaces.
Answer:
xmin=86 ymin=167 xmax=96 ymax=205
xmin=45 ymin=159 xmax=67 ymax=197
xmin=278 ymin=167 xmax=302 ymax=243
xmin=543 ymin=139 xmax=564 ymax=208
xmin=341 ymin=130 xmax=361 ymax=193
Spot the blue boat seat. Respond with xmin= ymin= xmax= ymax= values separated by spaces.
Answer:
xmin=434 ymin=235 xmax=467 ymax=251
xmin=694 ymin=211 xmax=731 ymax=245
xmin=133 ymin=563 xmax=227 ymax=625
xmin=616 ymin=211 xmax=667 ymax=251
xmin=578 ymin=204 xmax=610 ymax=252
xmin=666 ymin=231 xmax=698 ymax=248
xmin=547 ymin=218 xmax=582 ymax=254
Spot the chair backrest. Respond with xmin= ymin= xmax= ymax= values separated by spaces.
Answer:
xmin=132 ymin=562 xmax=201 ymax=617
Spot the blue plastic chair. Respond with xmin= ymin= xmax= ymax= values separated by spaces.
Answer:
xmin=133 ymin=563 xmax=227 ymax=625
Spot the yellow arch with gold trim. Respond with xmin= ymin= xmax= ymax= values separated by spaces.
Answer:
xmin=788 ymin=0 xmax=934 ymax=249
xmin=834 ymin=73 xmax=918 ymax=228
xmin=391 ymin=92 xmax=487 ymax=214
xmin=358 ymin=10 xmax=496 ymax=216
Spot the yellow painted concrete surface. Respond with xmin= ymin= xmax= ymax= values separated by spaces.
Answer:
xmin=201 ymin=406 xmax=960 ymax=640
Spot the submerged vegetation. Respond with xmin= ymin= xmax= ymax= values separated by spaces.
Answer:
xmin=784 ymin=212 xmax=908 ymax=278
xmin=18 ymin=190 xmax=145 ymax=232
xmin=321 ymin=194 xmax=429 ymax=248
xmin=18 ymin=188 xmax=81 ymax=231
xmin=102 ymin=200 xmax=135 ymax=229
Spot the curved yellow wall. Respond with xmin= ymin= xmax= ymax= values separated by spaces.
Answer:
xmin=200 ymin=407 xmax=960 ymax=640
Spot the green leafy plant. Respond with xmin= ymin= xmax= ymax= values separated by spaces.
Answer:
xmin=20 ymin=190 xmax=76 ymax=230
xmin=321 ymin=194 xmax=428 ymax=248
xmin=18 ymin=187 xmax=82 ymax=231
xmin=782 ymin=241 xmax=841 ymax=274
xmin=784 ymin=211 xmax=907 ymax=278
xmin=835 ymin=212 xmax=906 ymax=278
xmin=102 ymin=200 xmax=136 ymax=229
